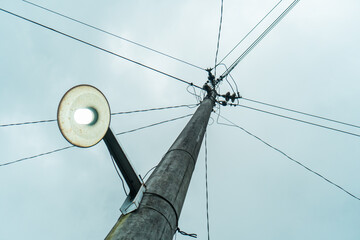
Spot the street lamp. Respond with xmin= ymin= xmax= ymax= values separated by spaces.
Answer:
xmin=57 ymin=85 xmax=145 ymax=214
xmin=57 ymin=84 xmax=110 ymax=148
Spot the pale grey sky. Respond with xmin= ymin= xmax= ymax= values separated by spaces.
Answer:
xmin=1 ymin=0 xmax=360 ymax=239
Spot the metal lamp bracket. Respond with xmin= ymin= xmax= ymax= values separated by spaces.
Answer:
xmin=103 ymin=128 xmax=145 ymax=215
xmin=120 ymin=184 xmax=146 ymax=215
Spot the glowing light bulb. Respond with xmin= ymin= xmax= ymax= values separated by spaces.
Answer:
xmin=74 ymin=108 xmax=98 ymax=125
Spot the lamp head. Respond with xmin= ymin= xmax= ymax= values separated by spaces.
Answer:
xmin=57 ymin=85 xmax=110 ymax=148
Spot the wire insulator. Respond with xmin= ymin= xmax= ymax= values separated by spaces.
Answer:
xmin=225 ymin=92 xmax=230 ymax=101
xmin=231 ymin=93 xmax=236 ymax=102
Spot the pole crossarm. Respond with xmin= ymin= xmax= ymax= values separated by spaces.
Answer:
xmin=105 ymin=89 xmax=216 ymax=240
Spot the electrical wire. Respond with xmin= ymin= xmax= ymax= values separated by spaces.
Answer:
xmin=229 ymin=103 xmax=360 ymax=138
xmin=1 ymin=114 xmax=191 ymax=167
xmin=110 ymin=154 xmax=128 ymax=196
xmin=0 ymin=119 xmax=56 ymax=128
xmin=22 ymin=0 xmax=205 ymax=71
xmin=176 ymin=228 xmax=197 ymax=238
xmin=1 ymin=112 xmax=194 ymax=167
xmin=115 ymin=114 xmax=193 ymax=136
xmin=224 ymin=77 xmax=236 ymax=96
xmin=208 ymin=116 xmax=215 ymax=126
xmin=228 ymin=73 xmax=239 ymax=95
xmin=217 ymin=0 xmax=283 ymax=65
xmin=223 ymin=64 xmax=240 ymax=97
xmin=142 ymin=165 xmax=157 ymax=181
xmin=1 ymin=114 xmax=192 ymax=167
xmin=215 ymin=102 xmax=222 ymax=125
xmin=216 ymin=63 xmax=239 ymax=101
xmin=214 ymin=0 xmax=224 ymax=78
xmin=186 ymin=85 xmax=202 ymax=103
xmin=204 ymin=132 xmax=211 ymax=240
xmin=0 ymin=146 xmax=74 ymax=167
xmin=217 ymin=114 xmax=360 ymax=201
xmin=0 ymin=8 xmax=203 ymax=90
xmin=0 ymin=104 xmax=198 ymax=129
xmin=111 ymin=104 xmax=199 ymax=116
xmin=242 ymin=97 xmax=360 ymax=129
xmin=220 ymin=0 xmax=299 ymax=79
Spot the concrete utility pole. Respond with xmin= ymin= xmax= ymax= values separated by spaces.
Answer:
xmin=105 ymin=88 xmax=216 ymax=240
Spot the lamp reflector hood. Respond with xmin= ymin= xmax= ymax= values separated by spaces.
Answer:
xmin=57 ymin=85 xmax=110 ymax=148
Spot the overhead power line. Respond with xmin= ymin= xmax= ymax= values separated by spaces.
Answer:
xmin=1 ymin=113 xmax=193 ymax=167
xmin=204 ymin=132 xmax=211 ymax=240
xmin=22 ymin=0 xmax=205 ymax=71
xmin=0 ymin=8 xmax=203 ymax=90
xmin=217 ymin=114 xmax=360 ymax=201
xmin=229 ymin=103 xmax=360 ymax=138
xmin=220 ymin=0 xmax=299 ymax=79
xmin=0 ymin=146 xmax=74 ymax=167
xmin=218 ymin=0 xmax=283 ymax=65
xmin=214 ymin=0 xmax=224 ymax=78
xmin=0 ymin=104 xmax=198 ymax=128
xmin=111 ymin=104 xmax=199 ymax=116
xmin=116 ymin=114 xmax=193 ymax=135
xmin=0 ymin=119 xmax=56 ymax=128
xmin=242 ymin=97 xmax=360 ymax=129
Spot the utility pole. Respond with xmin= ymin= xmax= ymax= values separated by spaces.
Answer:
xmin=105 ymin=88 xmax=216 ymax=240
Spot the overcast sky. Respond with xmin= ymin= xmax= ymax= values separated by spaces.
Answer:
xmin=1 ymin=0 xmax=360 ymax=239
